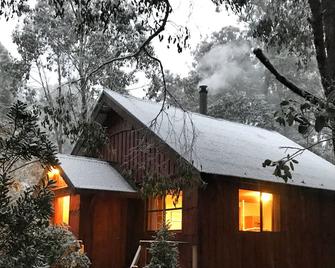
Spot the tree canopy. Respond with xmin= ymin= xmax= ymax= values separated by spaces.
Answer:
xmin=207 ymin=0 xmax=335 ymax=179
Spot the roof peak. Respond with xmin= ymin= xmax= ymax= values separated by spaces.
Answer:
xmin=103 ymin=89 xmax=278 ymax=135
xmin=57 ymin=153 xmax=110 ymax=166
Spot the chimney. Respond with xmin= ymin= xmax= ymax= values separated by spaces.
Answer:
xmin=199 ymin=85 xmax=208 ymax=115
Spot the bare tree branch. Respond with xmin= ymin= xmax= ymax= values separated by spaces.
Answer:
xmin=279 ymin=137 xmax=333 ymax=162
xmin=82 ymin=0 xmax=171 ymax=88
xmin=253 ymin=48 xmax=326 ymax=107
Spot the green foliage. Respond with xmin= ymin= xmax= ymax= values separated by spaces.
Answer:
xmin=145 ymin=225 xmax=179 ymax=268
xmin=0 ymin=101 xmax=90 ymax=267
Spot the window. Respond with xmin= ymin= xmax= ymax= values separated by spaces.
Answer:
xmin=54 ymin=195 xmax=70 ymax=225
xmin=147 ymin=193 xmax=182 ymax=231
xmin=239 ymin=189 xmax=279 ymax=232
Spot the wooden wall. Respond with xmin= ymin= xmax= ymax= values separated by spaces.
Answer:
xmin=79 ymin=193 xmax=129 ymax=268
xmin=77 ymin=191 xmax=197 ymax=268
xmin=198 ymin=176 xmax=335 ymax=268
xmin=69 ymin=194 xmax=80 ymax=237
xmin=100 ymin=112 xmax=179 ymax=182
xmin=71 ymin=106 xmax=335 ymax=268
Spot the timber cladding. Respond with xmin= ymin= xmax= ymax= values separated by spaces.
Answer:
xmin=198 ymin=176 xmax=335 ymax=268
xmin=100 ymin=111 xmax=178 ymax=182
xmin=79 ymin=193 xmax=129 ymax=268
xmin=70 ymin=97 xmax=335 ymax=268
xmin=74 ymin=108 xmax=198 ymax=267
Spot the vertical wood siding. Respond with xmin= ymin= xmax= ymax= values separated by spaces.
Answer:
xmin=198 ymin=177 xmax=335 ymax=268
xmin=69 ymin=194 xmax=80 ymax=237
xmin=97 ymin=112 xmax=198 ymax=268
xmin=100 ymin=113 xmax=178 ymax=182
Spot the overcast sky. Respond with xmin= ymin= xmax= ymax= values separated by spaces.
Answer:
xmin=0 ymin=1 xmax=238 ymax=72
xmin=0 ymin=0 xmax=239 ymax=96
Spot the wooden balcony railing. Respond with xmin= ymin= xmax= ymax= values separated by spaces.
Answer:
xmin=130 ymin=240 xmax=197 ymax=268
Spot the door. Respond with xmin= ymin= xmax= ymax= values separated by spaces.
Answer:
xmin=91 ymin=195 xmax=127 ymax=268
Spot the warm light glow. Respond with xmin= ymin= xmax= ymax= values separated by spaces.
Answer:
xmin=48 ymin=167 xmax=60 ymax=178
xmin=261 ymin=192 xmax=272 ymax=203
xmin=239 ymin=189 xmax=275 ymax=232
xmin=239 ymin=189 xmax=260 ymax=232
xmin=62 ymin=195 xmax=70 ymax=224
xmin=54 ymin=195 xmax=70 ymax=225
xmin=48 ymin=167 xmax=68 ymax=189
xmin=147 ymin=193 xmax=183 ymax=231
xmin=165 ymin=194 xmax=182 ymax=230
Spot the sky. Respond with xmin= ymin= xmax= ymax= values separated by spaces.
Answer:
xmin=152 ymin=0 xmax=239 ymax=76
xmin=0 ymin=0 xmax=239 ymax=96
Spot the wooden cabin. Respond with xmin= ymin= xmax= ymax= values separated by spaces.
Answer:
xmin=50 ymin=89 xmax=335 ymax=268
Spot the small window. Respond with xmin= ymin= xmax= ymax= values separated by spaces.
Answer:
xmin=239 ymin=189 xmax=279 ymax=232
xmin=54 ymin=195 xmax=70 ymax=225
xmin=147 ymin=193 xmax=182 ymax=231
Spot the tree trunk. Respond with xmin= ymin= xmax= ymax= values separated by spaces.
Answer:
xmin=308 ymin=0 xmax=335 ymax=157
xmin=57 ymin=55 xmax=63 ymax=153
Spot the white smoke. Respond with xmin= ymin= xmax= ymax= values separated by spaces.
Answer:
xmin=197 ymin=41 xmax=263 ymax=93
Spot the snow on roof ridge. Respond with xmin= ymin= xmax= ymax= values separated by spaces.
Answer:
xmin=57 ymin=153 xmax=110 ymax=166
xmin=104 ymin=88 xmax=279 ymax=135
xmin=101 ymin=89 xmax=335 ymax=191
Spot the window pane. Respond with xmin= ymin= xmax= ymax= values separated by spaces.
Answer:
xmin=54 ymin=195 xmax=70 ymax=225
xmin=147 ymin=196 xmax=164 ymax=211
xmin=62 ymin=195 xmax=70 ymax=224
xmin=147 ymin=196 xmax=164 ymax=231
xmin=165 ymin=193 xmax=182 ymax=209
xmin=147 ymin=211 xmax=164 ymax=231
xmin=239 ymin=189 xmax=260 ymax=232
xmin=165 ymin=209 xmax=182 ymax=230
xmin=261 ymin=192 xmax=273 ymax=231
xmin=147 ymin=192 xmax=183 ymax=231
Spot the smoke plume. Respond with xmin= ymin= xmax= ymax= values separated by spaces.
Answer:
xmin=197 ymin=41 xmax=264 ymax=94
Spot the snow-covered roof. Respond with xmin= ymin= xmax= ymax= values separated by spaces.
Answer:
xmin=102 ymin=89 xmax=335 ymax=191
xmin=57 ymin=154 xmax=136 ymax=193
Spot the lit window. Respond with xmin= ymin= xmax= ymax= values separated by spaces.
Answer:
xmin=147 ymin=193 xmax=182 ymax=231
xmin=239 ymin=189 xmax=279 ymax=232
xmin=54 ymin=195 xmax=70 ymax=225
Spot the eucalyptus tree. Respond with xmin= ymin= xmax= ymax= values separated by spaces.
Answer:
xmin=13 ymin=0 xmax=158 ymax=153
xmin=208 ymin=0 xmax=335 ymax=179
xmin=0 ymin=43 xmax=27 ymax=118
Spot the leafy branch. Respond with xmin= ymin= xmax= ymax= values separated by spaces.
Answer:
xmin=263 ymin=137 xmax=333 ymax=182
xmin=254 ymin=48 xmax=335 ymax=181
xmin=81 ymin=0 xmax=172 ymax=91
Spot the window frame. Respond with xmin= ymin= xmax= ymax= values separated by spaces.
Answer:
xmin=238 ymin=187 xmax=280 ymax=233
xmin=146 ymin=193 xmax=183 ymax=232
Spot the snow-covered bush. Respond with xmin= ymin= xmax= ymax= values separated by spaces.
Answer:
xmin=0 ymin=101 xmax=90 ymax=267
xmin=145 ymin=224 xmax=179 ymax=268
